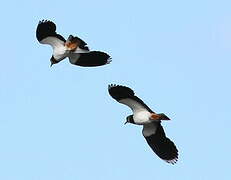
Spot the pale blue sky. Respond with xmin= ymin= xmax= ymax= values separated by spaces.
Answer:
xmin=0 ymin=0 xmax=231 ymax=179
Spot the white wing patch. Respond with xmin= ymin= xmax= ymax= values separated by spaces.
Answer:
xmin=142 ymin=123 xmax=158 ymax=137
xmin=119 ymin=98 xmax=148 ymax=113
xmin=40 ymin=37 xmax=65 ymax=50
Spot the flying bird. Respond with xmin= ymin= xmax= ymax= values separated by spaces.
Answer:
xmin=108 ymin=84 xmax=178 ymax=164
xmin=36 ymin=20 xmax=111 ymax=67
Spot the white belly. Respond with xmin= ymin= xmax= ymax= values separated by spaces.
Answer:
xmin=53 ymin=46 xmax=67 ymax=61
xmin=133 ymin=111 xmax=151 ymax=125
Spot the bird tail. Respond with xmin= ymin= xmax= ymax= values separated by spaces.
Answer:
xmin=157 ymin=113 xmax=170 ymax=120
xmin=151 ymin=113 xmax=170 ymax=120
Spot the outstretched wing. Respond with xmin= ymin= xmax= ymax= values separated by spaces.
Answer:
xmin=69 ymin=51 xmax=111 ymax=67
xmin=108 ymin=84 xmax=153 ymax=113
xmin=36 ymin=20 xmax=65 ymax=48
xmin=142 ymin=123 xmax=178 ymax=164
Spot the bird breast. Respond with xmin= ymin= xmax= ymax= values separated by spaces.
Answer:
xmin=133 ymin=111 xmax=152 ymax=125
xmin=53 ymin=46 xmax=68 ymax=60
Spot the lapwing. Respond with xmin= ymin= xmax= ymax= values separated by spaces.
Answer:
xmin=36 ymin=20 xmax=111 ymax=67
xmin=108 ymin=84 xmax=178 ymax=164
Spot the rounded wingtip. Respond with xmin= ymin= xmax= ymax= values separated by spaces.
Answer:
xmin=165 ymin=157 xmax=178 ymax=164
xmin=38 ymin=19 xmax=53 ymax=24
xmin=106 ymin=57 xmax=112 ymax=64
xmin=108 ymin=84 xmax=117 ymax=90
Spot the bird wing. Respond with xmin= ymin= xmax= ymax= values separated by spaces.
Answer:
xmin=68 ymin=51 xmax=111 ymax=67
xmin=36 ymin=20 xmax=65 ymax=49
xmin=108 ymin=84 xmax=153 ymax=113
xmin=142 ymin=122 xmax=178 ymax=164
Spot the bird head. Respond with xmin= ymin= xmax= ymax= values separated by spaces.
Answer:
xmin=125 ymin=115 xmax=135 ymax=125
xmin=50 ymin=56 xmax=59 ymax=67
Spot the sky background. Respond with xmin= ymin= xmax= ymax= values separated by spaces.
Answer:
xmin=0 ymin=0 xmax=231 ymax=179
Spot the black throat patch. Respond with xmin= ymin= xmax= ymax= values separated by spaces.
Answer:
xmin=127 ymin=115 xmax=135 ymax=124
xmin=50 ymin=56 xmax=59 ymax=64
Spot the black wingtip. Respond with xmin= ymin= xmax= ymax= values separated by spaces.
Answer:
xmin=106 ymin=57 xmax=112 ymax=64
xmin=36 ymin=20 xmax=55 ymax=42
xmin=36 ymin=19 xmax=65 ymax=42
xmin=165 ymin=157 xmax=178 ymax=164
xmin=108 ymin=84 xmax=135 ymax=101
xmin=74 ymin=51 xmax=111 ymax=67
xmin=108 ymin=84 xmax=117 ymax=90
xmin=144 ymin=125 xmax=178 ymax=164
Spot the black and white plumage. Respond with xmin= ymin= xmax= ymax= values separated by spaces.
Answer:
xmin=108 ymin=84 xmax=178 ymax=164
xmin=36 ymin=20 xmax=111 ymax=67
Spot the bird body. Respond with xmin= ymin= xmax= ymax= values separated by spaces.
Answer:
xmin=108 ymin=84 xmax=178 ymax=164
xmin=36 ymin=20 xmax=111 ymax=67
xmin=53 ymin=46 xmax=67 ymax=61
xmin=132 ymin=111 xmax=153 ymax=125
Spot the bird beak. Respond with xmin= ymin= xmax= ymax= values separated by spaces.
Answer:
xmin=50 ymin=62 xmax=54 ymax=67
xmin=124 ymin=120 xmax=128 ymax=125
